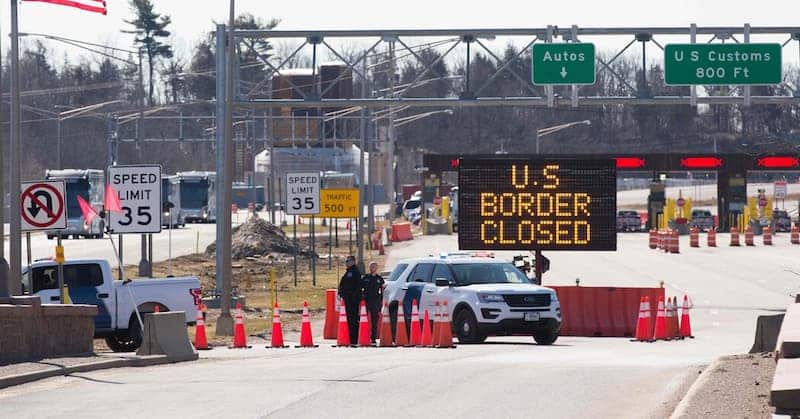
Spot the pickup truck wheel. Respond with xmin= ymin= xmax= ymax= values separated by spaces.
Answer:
xmin=454 ymin=309 xmax=483 ymax=344
xmin=104 ymin=331 xmax=139 ymax=352
xmin=533 ymin=329 xmax=559 ymax=345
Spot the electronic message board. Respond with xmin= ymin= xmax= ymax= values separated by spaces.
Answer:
xmin=458 ymin=157 xmax=616 ymax=251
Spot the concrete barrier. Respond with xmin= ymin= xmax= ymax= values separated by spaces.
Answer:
xmin=551 ymin=286 xmax=664 ymax=337
xmin=0 ymin=296 xmax=97 ymax=365
xmin=776 ymin=304 xmax=800 ymax=359
xmin=749 ymin=314 xmax=785 ymax=354
xmin=771 ymin=358 xmax=800 ymax=414
xmin=136 ymin=312 xmax=198 ymax=362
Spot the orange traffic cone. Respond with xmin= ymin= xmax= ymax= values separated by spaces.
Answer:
xmin=395 ymin=302 xmax=409 ymax=347
xmin=680 ymin=295 xmax=694 ymax=339
xmin=436 ymin=300 xmax=454 ymax=348
xmin=791 ymin=225 xmax=800 ymax=245
xmin=666 ymin=297 xmax=677 ymax=339
xmin=409 ymin=299 xmax=422 ymax=346
xmin=269 ymin=302 xmax=288 ymax=348
xmin=231 ymin=303 xmax=249 ymax=349
xmin=296 ymin=301 xmax=318 ymax=348
xmin=357 ymin=301 xmax=373 ymax=347
xmin=421 ymin=309 xmax=433 ymax=347
xmin=378 ymin=303 xmax=394 ymax=347
xmin=653 ymin=296 xmax=668 ymax=341
xmin=632 ymin=296 xmax=652 ymax=342
xmin=335 ymin=299 xmax=351 ymax=347
xmin=707 ymin=228 xmax=717 ymax=247
xmin=194 ymin=304 xmax=210 ymax=350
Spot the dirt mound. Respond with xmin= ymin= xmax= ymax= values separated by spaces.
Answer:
xmin=206 ymin=217 xmax=308 ymax=260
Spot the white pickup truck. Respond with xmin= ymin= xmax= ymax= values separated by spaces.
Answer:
xmin=22 ymin=259 xmax=202 ymax=352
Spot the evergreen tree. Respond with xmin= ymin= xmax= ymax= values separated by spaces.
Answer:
xmin=123 ymin=0 xmax=173 ymax=105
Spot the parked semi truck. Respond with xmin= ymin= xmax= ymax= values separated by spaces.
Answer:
xmin=22 ymin=258 xmax=201 ymax=352
xmin=45 ymin=169 xmax=105 ymax=239
xmin=175 ymin=171 xmax=216 ymax=223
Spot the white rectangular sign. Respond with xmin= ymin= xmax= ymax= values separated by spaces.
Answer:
xmin=775 ymin=181 xmax=788 ymax=199
xmin=108 ymin=165 xmax=162 ymax=234
xmin=20 ymin=180 xmax=67 ymax=232
xmin=285 ymin=172 xmax=320 ymax=215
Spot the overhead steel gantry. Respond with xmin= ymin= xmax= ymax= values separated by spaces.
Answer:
xmin=228 ymin=25 xmax=800 ymax=109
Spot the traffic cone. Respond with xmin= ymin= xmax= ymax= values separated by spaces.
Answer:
xmin=707 ymin=228 xmax=717 ymax=247
xmin=194 ymin=304 xmax=210 ymax=350
xmin=665 ymin=297 xmax=676 ymax=339
xmin=791 ymin=225 xmax=800 ymax=245
xmin=653 ymin=296 xmax=668 ymax=341
xmin=672 ymin=297 xmax=681 ymax=338
xmin=269 ymin=302 xmax=288 ymax=348
xmin=296 ymin=301 xmax=318 ymax=348
xmin=632 ymin=296 xmax=652 ymax=342
xmin=421 ymin=309 xmax=433 ymax=347
xmin=357 ymin=301 xmax=373 ymax=347
xmin=680 ymin=295 xmax=694 ymax=339
xmin=231 ymin=303 xmax=249 ymax=349
xmin=436 ymin=300 xmax=454 ymax=348
xmin=730 ymin=226 xmax=741 ymax=246
xmin=431 ymin=300 xmax=441 ymax=346
xmin=763 ymin=226 xmax=773 ymax=246
xmin=409 ymin=299 xmax=422 ymax=346
xmin=745 ymin=226 xmax=755 ymax=246
xmin=335 ymin=300 xmax=351 ymax=347
xmin=395 ymin=302 xmax=409 ymax=347
xmin=378 ymin=303 xmax=394 ymax=347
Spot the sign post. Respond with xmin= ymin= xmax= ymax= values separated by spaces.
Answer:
xmin=664 ymin=44 xmax=782 ymax=85
xmin=20 ymin=180 xmax=67 ymax=300
xmin=532 ymin=43 xmax=596 ymax=85
xmin=286 ymin=172 xmax=321 ymax=287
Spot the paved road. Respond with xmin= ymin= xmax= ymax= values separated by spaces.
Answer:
xmin=1 ymin=232 xmax=794 ymax=418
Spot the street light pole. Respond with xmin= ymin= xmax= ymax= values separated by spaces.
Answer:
xmin=8 ymin=0 xmax=22 ymax=295
xmin=386 ymin=41 xmax=396 ymax=219
xmin=0 ymin=17 xmax=7 ymax=297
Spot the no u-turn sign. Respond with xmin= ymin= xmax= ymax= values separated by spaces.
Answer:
xmin=20 ymin=181 xmax=67 ymax=231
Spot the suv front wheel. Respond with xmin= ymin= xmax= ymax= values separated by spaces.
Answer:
xmin=533 ymin=329 xmax=559 ymax=345
xmin=454 ymin=309 xmax=487 ymax=344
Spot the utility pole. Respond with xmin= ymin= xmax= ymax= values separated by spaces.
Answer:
xmin=365 ymin=57 xmax=375 ymax=249
xmin=136 ymin=49 xmax=152 ymax=277
xmin=357 ymin=54 xmax=367 ymax=269
xmin=9 ymin=0 xmax=22 ymax=295
xmin=216 ymin=0 xmax=236 ymax=335
xmin=386 ymin=41 xmax=396 ymax=220
xmin=0 ymin=17 xmax=7 ymax=298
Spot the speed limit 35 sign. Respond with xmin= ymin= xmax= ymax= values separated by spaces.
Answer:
xmin=108 ymin=165 xmax=162 ymax=234
xmin=286 ymin=172 xmax=320 ymax=215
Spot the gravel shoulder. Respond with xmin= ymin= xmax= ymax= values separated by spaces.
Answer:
xmin=671 ymin=353 xmax=776 ymax=419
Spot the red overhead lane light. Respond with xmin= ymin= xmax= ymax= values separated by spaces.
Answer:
xmin=680 ymin=156 xmax=724 ymax=169
xmin=756 ymin=156 xmax=799 ymax=169
xmin=450 ymin=159 xmax=460 ymax=169
xmin=615 ymin=157 xmax=646 ymax=169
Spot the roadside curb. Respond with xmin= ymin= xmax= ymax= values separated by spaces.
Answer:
xmin=669 ymin=358 xmax=721 ymax=419
xmin=0 ymin=353 xmax=198 ymax=390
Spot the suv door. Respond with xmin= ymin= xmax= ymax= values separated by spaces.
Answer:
xmin=425 ymin=263 xmax=457 ymax=316
xmin=401 ymin=263 xmax=434 ymax=323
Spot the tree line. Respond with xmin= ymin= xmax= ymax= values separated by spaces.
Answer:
xmin=2 ymin=0 xmax=799 ymax=187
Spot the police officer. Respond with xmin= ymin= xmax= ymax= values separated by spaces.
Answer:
xmin=361 ymin=261 xmax=385 ymax=342
xmin=338 ymin=255 xmax=362 ymax=344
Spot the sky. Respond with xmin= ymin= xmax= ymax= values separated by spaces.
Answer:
xmin=0 ymin=0 xmax=798 ymax=66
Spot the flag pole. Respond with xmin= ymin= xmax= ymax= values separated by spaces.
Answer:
xmin=105 ymin=209 xmax=144 ymax=330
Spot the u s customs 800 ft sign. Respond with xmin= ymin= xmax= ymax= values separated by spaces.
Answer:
xmin=458 ymin=157 xmax=616 ymax=251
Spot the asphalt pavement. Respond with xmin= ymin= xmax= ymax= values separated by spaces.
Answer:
xmin=1 ymin=232 xmax=795 ymax=418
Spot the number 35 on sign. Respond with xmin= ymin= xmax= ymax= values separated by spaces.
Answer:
xmin=286 ymin=172 xmax=321 ymax=215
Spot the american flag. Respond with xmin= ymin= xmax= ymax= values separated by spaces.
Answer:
xmin=23 ymin=0 xmax=107 ymax=15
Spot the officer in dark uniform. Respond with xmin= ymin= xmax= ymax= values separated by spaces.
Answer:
xmin=361 ymin=261 xmax=385 ymax=342
xmin=338 ymin=255 xmax=362 ymax=344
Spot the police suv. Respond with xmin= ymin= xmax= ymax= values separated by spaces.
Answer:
xmin=383 ymin=253 xmax=561 ymax=345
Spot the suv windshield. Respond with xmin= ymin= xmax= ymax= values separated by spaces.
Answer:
xmin=450 ymin=263 xmax=531 ymax=285
xmin=774 ymin=211 xmax=789 ymax=218
xmin=693 ymin=210 xmax=711 ymax=217
xmin=387 ymin=263 xmax=408 ymax=282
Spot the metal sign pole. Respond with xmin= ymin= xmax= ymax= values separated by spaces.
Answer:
xmin=56 ymin=234 xmax=64 ymax=300
xmin=311 ymin=216 xmax=316 ymax=286
xmin=293 ymin=215 xmax=297 ymax=287
xmin=9 ymin=0 xmax=22 ymax=295
xmin=328 ymin=218 xmax=333 ymax=270
xmin=168 ymin=208 xmax=173 ymax=276
xmin=25 ymin=232 xmax=31 ymax=278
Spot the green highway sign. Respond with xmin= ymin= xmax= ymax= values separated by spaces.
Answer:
xmin=664 ymin=44 xmax=782 ymax=85
xmin=532 ymin=43 xmax=596 ymax=85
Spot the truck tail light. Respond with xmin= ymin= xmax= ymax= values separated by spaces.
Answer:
xmin=190 ymin=288 xmax=202 ymax=306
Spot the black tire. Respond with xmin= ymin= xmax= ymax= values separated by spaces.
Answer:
xmin=47 ymin=235 xmax=54 ymax=240
xmin=104 ymin=318 xmax=143 ymax=352
xmin=454 ymin=309 xmax=484 ymax=344
xmin=533 ymin=329 xmax=559 ymax=345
